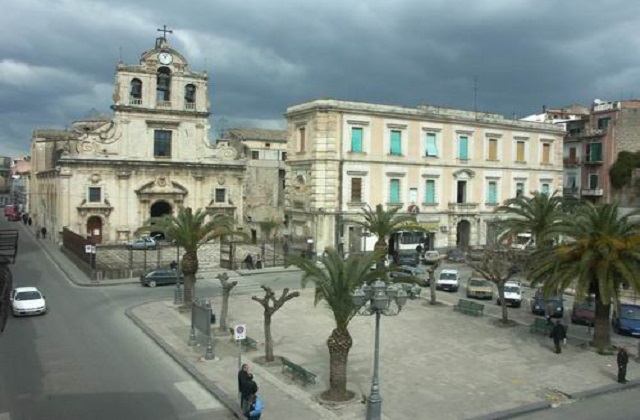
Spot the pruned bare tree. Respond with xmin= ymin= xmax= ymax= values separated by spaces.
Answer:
xmin=216 ymin=272 xmax=238 ymax=333
xmin=427 ymin=260 xmax=442 ymax=305
xmin=251 ymin=286 xmax=300 ymax=362
xmin=467 ymin=245 xmax=520 ymax=324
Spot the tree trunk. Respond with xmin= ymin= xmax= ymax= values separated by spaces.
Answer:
xmin=323 ymin=327 xmax=353 ymax=401
xmin=374 ymin=240 xmax=388 ymax=269
xmin=181 ymin=251 xmax=199 ymax=307
xmin=429 ymin=267 xmax=437 ymax=305
xmin=497 ymin=283 xmax=509 ymax=324
xmin=264 ymin=311 xmax=274 ymax=362
xmin=219 ymin=289 xmax=230 ymax=333
xmin=592 ymin=290 xmax=612 ymax=350
xmin=183 ymin=274 xmax=196 ymax=307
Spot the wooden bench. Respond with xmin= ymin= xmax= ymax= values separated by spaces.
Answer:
xmin=281 ymin=357 xmax=317 ymax=386
xmin=453 ymin=299 xmax=485 ymax=316
xmin=228 ymin=328 xmax=259 ymax=350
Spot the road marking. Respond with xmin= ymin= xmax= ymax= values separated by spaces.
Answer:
xmin=0 ymin=412 xmax=11 ymax=420
xmin=174 ymin=381 xmax=223 ymax=410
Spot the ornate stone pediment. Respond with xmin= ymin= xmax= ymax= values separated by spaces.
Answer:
xmin=135 ymin=177 xmax=188 ymax=203
xmin=77 ymin=198 xmax=113 ymax=217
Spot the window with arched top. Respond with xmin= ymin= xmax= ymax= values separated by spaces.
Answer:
xmin=130 ymin=79 xmax=142 ymax=98
xmin=156 ymin=67 xmax=171 ymax=103
xmin=185 ymin=84 xmax=196 ymax=108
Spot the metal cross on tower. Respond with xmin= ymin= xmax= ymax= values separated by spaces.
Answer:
xmin=157 ymin=25 xmax=173 ymax=40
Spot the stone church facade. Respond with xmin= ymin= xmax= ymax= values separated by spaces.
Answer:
xmin=29 ymin=37 xmax=245 ymax=244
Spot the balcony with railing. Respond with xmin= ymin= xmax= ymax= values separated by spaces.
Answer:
xmin=563 ymin=187 xmax=580 ymax=198
xmin=580 ymin=188 xmax=603 ymax=197
xmin=567 ymin=127 xmax=605 ymax=139
xmin=563 ymin=157 xmax=580 ymax=166
xmin=185 ymin=102 xmax=196 ymax=110
xmin=129 ymin=97 xmax=142 ymax=106
xmin=448 ymin=202 xmax=478 ymax=212
xmin=157 ymin=101 xmax=172 ymax=109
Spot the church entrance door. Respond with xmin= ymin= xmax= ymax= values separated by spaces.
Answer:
xmin=87 ymin=216 xmax=103 ymax=244
xmin=149 ymin=201 xmax=173 ymax=239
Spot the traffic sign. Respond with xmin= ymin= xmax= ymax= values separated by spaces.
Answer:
xmin=234 ymin=324 xmax=246 ymax=340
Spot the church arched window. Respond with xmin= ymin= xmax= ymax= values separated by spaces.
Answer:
xmin=185 ymin=84 xmax=196 ymax=108
xmin=156 ymin=67 xmax=171 ymax=103
xmin=130 ymin=78 xmax=142 ymax=104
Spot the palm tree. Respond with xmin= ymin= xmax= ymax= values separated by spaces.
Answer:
xmin=286 ymin=249 xmax=381 ymax=401
xmin=495 ymin=191 xmax=564 ymax=248
xmin=528 ymin=203 xmax=640 ymax=350
xmin=145 ymin=207 xmax=245 ymax=306
xmin=347 ymin=204 xmax=422 ymax=266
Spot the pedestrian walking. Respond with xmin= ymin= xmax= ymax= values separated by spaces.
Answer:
xmin=40 ymin=227 xmax=47 ymax=240
xmin=244 ymin=392 xmax=263 ymax=419
xmin=617 ymin=347 xmax=629 ymax=383
xmin=27 ymin=217 xmax=32 ymax=226
xmin=238 ymin=364 xmax=251 ymax=411
xmin=255 ymin=254 xmax=262 ymax=269
xmin=549 ymin=320 xmax=567 ymax=354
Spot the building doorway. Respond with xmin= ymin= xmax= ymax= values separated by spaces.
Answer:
xmin=86 ymin=216 xmax=103 ymax=244
xmin=149 ymin=201 xmax=172 ymax=239
xmin=456 ymin=220 xmax=471 ymax=248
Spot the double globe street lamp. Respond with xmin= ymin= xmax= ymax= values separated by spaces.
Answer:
xmin=352 ymin=279 xmax=409 ymax=420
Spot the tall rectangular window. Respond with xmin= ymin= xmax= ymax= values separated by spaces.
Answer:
xmin=351 ymin=178 xmax=362 ymax=202
xmin=390 ymin=130 xmax=402 ymax=155
xmin=567 ymin=175 xmax=576 ymax=188
xmin=154 ymin=130 xmax=172 ymax=157
xmin=516 ymin=182 xmax=524 ymax=197
xmin=88 ymin=187 xmax=101 ymax=203
xmin=351 ymin=127 xmax=363 ymax=153
xmin=459 ymin=136 xmax=469 ymax=160
xmin=456 ymin=180 xmax=467 ymax=204
xmin=589 ymin=174 xmax=599 ymax=189
xmin=516 ymin=141 xmax=525 ymax=162
xmin=389 ymin=179 xmax=400 ymax=203
xmin=542 ymin=143 xmax=551 ymax=164
xmin=488 ymin=139 xmax=498 ymax=160
xmin=486 ymin=181 xmax=498 ymax=204
xmin=425 ymin=133 xmax=438 ymax=157
xmin=425 ymin=180 xmax=436 ymax=204
xmin=541 ymin=183 xmax=550 ymax=195
xmin=215 ymin=188 xmax=226 ymax=203
xmin=251 ymin=150 xmax=259 ymax=159
xmin=568 ymin=147 xmax=577 ymax=163
xmin=298 ymin=127 xmax=306 ymax=152
xmin=598 ymin=118 xmax=610 ymax=129
xmin=588 ymin=143 xmax=602 ymax=161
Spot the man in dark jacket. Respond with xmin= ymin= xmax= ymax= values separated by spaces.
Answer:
xmin=617 ymin=347 xmax=629 ymax=383
xmin=549 ymin=320 xmax=567 ymax=354
xmin=238 ymin=364 xmax=250 ymax=411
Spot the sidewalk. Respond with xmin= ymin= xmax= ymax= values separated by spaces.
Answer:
xmin=31 ymin=225 xmax=640 ymax=419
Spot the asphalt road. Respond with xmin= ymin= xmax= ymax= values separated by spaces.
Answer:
xmin=0 ymin=221 xmax=234 ymax=420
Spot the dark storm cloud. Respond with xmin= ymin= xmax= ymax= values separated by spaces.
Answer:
xmin=3 ymin=0 xmax=640 ymax=156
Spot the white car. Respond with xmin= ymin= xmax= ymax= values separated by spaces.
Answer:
xmin=436 ymin=269 xmax=460 ymax=292
xmin=10 ymin=287 xmax=47 ymax=316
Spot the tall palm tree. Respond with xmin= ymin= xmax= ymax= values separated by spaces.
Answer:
xmin=146 ymin=207 xmax=244 ymax=306
xmin=528 ymin=203 xmax=640 ymax=350
xmin=347 ymin=204 xmax=422 ymax=266
xmin=286 ymin=249 xmax=381 ymax=401
xmin=495 ymin=191 xmax=564 ymax=248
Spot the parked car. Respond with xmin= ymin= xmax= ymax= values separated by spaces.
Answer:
xmin=446 ymin=248 xmax=466 ymax=263
xmin=466 ymin=276 xmax=493 ymax=300
xmin=612 ymin=304 xmax=640 ymax=336
xmin=10 ymin=286 xmax=47 ymax=316
xmin=496 ymin=281 xmax=523 ymax=308
xmin=140 ymin=268 xmax=184 ymax=287
xmin=396 ymin=265 xmax=429 ymax=287
xmin=422 ymin=250 xmax=441 ymax=265
xmin=530 ymin=289 xmax=564 ymax=318
xmin=436 ymin=269 xmax=460 ymax=292
xmin=397 ymin=253 xmax=419 ymax=267
xmin=571 ymin=297 xmax=595 ymax=326
xmin=466 ymin=247 xmax=485 ymax=262
xmin=128 ymin=237 xmax=157 ymax=250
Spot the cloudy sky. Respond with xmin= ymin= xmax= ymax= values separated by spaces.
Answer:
xmin=2 ymin=0 xmax=640 ymax=157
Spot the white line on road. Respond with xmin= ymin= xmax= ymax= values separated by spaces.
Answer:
xmin=174 ymin=381 xmax=223 ymax=410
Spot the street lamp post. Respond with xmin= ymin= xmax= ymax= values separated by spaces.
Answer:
xmin=352 ymin=279 xmax=408 ymax=420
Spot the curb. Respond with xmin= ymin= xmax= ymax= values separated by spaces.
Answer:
xmin=467 ymin=400 xmax=551 ymax=420
xmin=125 ymin=303 xmax=244 ymax=419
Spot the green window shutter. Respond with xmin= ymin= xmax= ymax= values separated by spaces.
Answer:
xmin=487 ymin=182 xmax=497 ymax=204
xmin=590 ymin=143 xmax=602 ymax=161
xmin=390 ymin=179 xmax=400 ymax=203
xmin=425 ymin=180 xmax=435 ymax=203
xmin=351 ymin=127 xmax=363 ymax=152
xmin=459 ymin=136 xmax=468 ymax=160
xmin=390 ymin=131 xmax=402 ymax=155
xmin=426 ymin=133 xmax=438 ymax=156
